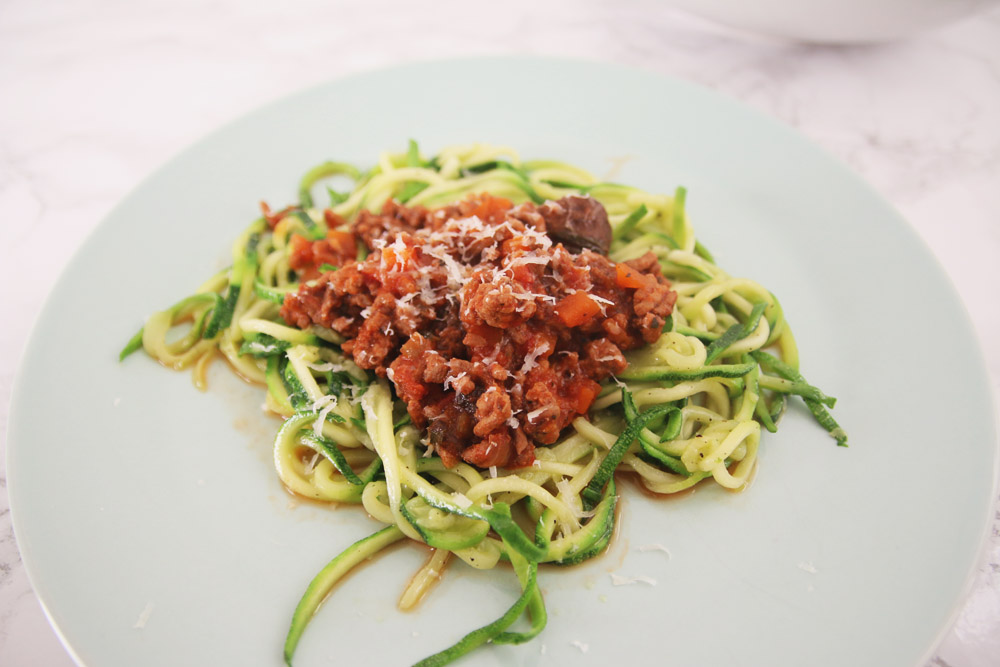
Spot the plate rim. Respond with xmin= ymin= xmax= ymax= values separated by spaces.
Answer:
xmin=7 ymin=55 xmax=999 ymax=667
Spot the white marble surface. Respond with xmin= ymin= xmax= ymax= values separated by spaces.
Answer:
xmin=1 ymin=1 xmax=998 ymax=665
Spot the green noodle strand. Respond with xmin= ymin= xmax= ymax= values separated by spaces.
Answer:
xmin=414 ymin=560 xmax=538 ymax=667
xmin=123 ymin=142 xmax=848 ymax=666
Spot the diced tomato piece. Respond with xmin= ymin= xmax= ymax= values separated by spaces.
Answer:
xmin=555 ymin=291 xmax=602 ymax=327
xmin=382 ymin=246 xmax=397 ymax=268
xmin=388 ymin=357 xmax=427 ymax=401
xmin=464 ymin=323 xmax=502 ymax=349
xmin=288 ymin=234 xmax=314 ymax=271
xmin=512 ymin=263 xmax=535 ymax=286
xmin=260 ymin=201 xmax=294 ymax=227
xmin=326 ymin=229 xmax=355 ymax=257
xmin=572 ymin=379 xmax=602 ymax=414
xmin=381 ymin=244 xmax=414 ymax=272
xmin=616 ymin=263 xmax=646 ymax=289
xmin=288 ymin=232 xmax=356 ymax=281
xmin=323 ymin=209 xmax=346 ymax=228
xmin=465 ymin=193 xmax=513 ymax=225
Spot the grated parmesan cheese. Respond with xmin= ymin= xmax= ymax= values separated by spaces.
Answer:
xmin=443 ymin=371 xmax=468 ymax=391
xmin=526 ymin=407 xmax=547 ymax=422
xmin=637 ymin=543 xmax=672 ymax=558
xmin=303 ymin=451 xmax=321 ymax=474
xmin=310 ymin=395 xmax=339 ymax=438
xmin=133 ymin=602 xmax=154 ymax=629
xmin=421 ymin=437 xmax=434 ymax=458
xmin=531 ymin=292 xmax=557 ymax=304
xmin=610 ymin=573 xmax=657 ymax=587
xmin=507 ymin=254 xmax=550 ymax=268
xmin=306 ymin=360 xmax=348 ymax=373
xmin=452 ymin=492 xmax=473 ymax=510
xmin=519 ymin=342 xmax=550 ymax=374
xmin=589 ymin=294 xmax=615 ymax=307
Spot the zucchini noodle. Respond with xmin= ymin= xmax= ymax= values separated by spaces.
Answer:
xmin=121 ymin=141 xmax=846 ymax=666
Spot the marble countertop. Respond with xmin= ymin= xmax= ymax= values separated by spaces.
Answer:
xmin=1 ymin=1 xmax=998 ymax=665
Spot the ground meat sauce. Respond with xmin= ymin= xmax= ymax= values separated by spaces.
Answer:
xmin=280 ymin=194 xmax=677 ymax=469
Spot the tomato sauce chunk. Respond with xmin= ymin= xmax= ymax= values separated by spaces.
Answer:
xmin=281 ymin=194 xmax=677 ymax=468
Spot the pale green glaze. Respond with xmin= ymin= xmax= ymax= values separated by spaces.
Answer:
xmin=7 ymin=57 xmax=996 ymax=666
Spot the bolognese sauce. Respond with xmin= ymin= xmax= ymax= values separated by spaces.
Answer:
xmin=280 ymin=194 xmax=677 ymax=469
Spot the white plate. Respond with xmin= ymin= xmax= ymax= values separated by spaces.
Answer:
xmin=7 ymin=57 xmax=997 ymax=667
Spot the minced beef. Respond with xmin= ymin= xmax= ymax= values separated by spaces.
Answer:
xmin=280 ymin=193 xmax=677 ymax=469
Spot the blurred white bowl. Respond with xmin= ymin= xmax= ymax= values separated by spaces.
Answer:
xmin=669 ymin=0 xmax=997 ymax=43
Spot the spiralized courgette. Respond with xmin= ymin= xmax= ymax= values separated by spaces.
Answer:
xmin=122 ymin=142 xmax=845 ymax=666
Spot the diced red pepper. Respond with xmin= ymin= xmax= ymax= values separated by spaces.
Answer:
xmin=465 ymin=193 xmax=513 ymax=225
xmin=288 ymin=234 xmax=314 ymax=271
xmin=288 ymin=231 xmax=357 ymax=281
xmin=326 ymin=229 xmax=355 ymax=258
xmin=465 ymin=323 xmax=502 ymax=349
xmin=512 ymin=263 xmax=535 ymax=286
xmin=616 ymin=263 xmax=646 ymax=289
xmin=555 ymin=291 xmax=602 ymax=327
xmin=323 ymin=209 xmax=346 ymax=228
xmin=572 ymin=379 xmax=602 ymax=414
xmin=260 ymin=201 xmax=295 ymax=228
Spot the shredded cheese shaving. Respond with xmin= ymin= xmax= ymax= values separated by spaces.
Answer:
xmin=637 ymin=543 xmax=672 ymax=557
xmin=133 ymin=602 xmax=154 ymax=629
xmin=310 ymin=395 xmax=339 ymax=438
xmin=610 ymin=573 xmax=658 ymax=586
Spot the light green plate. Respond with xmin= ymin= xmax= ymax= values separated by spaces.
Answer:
xmin=7 ymin=57 xmax=997 ymax=666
